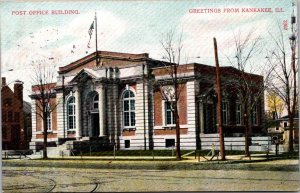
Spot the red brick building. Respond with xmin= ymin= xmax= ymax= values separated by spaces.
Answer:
xmin=1 ymin=77 xmax=30 ymax=150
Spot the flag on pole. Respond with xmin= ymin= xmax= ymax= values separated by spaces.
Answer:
xmin=87 ymin=20 xmax=94 ymax=48
xmin=88 ymin=21 xmax=94 ymax=38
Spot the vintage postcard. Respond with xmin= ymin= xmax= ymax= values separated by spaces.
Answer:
xmin=1 ymin=0 xmax=299 ymax=192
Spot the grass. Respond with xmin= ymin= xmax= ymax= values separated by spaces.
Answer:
xmin=3 ymin=158 xmax=299 ymax=172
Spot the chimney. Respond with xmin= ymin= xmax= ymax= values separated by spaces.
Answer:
xmin=2 ymin=77 xmax=6 ymax=86
xmin=14 ymin=80 xmax=24 ymax=108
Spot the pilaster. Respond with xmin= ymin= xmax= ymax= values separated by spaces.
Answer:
xmin=74 ymin=87 xmax=81 ymax=139
xmin=97 ymin=84 xmax=106 ymax=136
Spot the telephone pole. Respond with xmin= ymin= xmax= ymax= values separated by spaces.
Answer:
xmin=213 ymin=37 xmax=226 ymax=161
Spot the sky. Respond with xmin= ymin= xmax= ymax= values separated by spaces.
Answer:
xmin=0 ymin=0 xmax=295 ymax=102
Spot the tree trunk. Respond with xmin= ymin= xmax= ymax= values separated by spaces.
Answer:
xmin=288 ymin=114 xmax=294 ymax=152
xmin=174 ymin=106 xmax=181 ymax=160
xmin=43 ymin=112 xmax=48 ymax=159
xmin=244 ymin=111 xmax=250 ymax=157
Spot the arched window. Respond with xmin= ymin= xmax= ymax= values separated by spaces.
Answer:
xmin=67 ymin=96 xmax=76 ymax=130
xmin=123 ymin=90 xmax=135 ymax=127
xmin=46 ymin=103 xmax=51 ymax=131
xmin=93 ymin=94 xmax=99 ymax=110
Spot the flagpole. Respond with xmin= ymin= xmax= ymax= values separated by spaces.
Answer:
xmin=95 ymin=11 xmax=99 ymax=66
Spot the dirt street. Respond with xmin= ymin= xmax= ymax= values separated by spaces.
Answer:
xmin=3 ymin=166 xmax=299 ymax=192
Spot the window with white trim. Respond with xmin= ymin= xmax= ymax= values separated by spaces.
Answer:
xmin=46 ymin=104 xmax=51 ymax=131
xmin=165 ymin=101 xmax=175 ymax=125
xmin=123 ymin=90 xmax=135 ymax=128
xmin=67 ymin=96 xmax=76 ymax=130
xmin=252 ymin=105 xmax=258 ymax=125
xmin=222 ymin=102 xmax=228 ymax=125
xmin=93 ymin=94 xmax=99 ymax=110
xmin=236 ymin=103 xmax=242 ymax=125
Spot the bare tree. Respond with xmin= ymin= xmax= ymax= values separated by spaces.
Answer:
xmin=31 ymin=61 xmax=57 ymax=159
xmin=225 ymin=30 xmax=271 ymax=157
xmin=156 ymin=30 xmax=187 ymax=160
xmin=267 ymin=18 xmax=298 ymax=152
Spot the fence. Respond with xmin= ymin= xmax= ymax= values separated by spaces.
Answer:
xmin=24 ymin=134 xmax=290 ymax=159
xmin=2 ymin=150 xmax=33 ymax=159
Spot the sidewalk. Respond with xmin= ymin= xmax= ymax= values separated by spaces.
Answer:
xmin=26 ymin=153 xmax=271 ymax=162
xmin=3 ymin=154 xmax=298 ymax=172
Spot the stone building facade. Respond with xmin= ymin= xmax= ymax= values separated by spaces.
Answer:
xmin=30 ymin=51 xmax=265 ymax=150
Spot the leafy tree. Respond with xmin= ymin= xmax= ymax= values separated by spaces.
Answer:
xmin=266 ymin=90 xmax=284 ymax=119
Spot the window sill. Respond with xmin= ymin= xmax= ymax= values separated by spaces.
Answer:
xmin=162 ymin=125 xmax=176 ymax=129
xmin=123 ymin=127 xmax=136 ymax=131
xmin=36 ymin=131 xmax=57 ymax=134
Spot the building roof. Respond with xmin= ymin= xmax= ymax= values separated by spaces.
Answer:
xmin=278 ymin=113 xmax=299 ymax=120
xmin=23 ymin=101 xmax=31 ymax=114
xmin=58 ymin=51 xmax=150 ymax=74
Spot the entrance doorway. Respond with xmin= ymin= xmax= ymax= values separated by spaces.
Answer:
xmin=91 ymin=113 xmax=99 ymax=137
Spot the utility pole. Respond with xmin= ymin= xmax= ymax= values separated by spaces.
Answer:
xmin=213 ymin=37 xmax=225 ymax=161
xmin=288 ymin=1 xmax=297 ymax=152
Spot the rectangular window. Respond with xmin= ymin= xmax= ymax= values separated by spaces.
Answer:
xmin=130 ymin=112 xmax=135 ymax=126
xmin=124 ymin=100 xmax=129 ymax=111
xmin=222 ymin=102 xmax=228 ymax=125
xmin=123 ymin=97 xmax=135 ymax=128
xmin=236 ymin=103 xmax=241 ymax=125
xmin=252 ymin=105 xmax=258 ymax=125
xmin=165 ymin=139 xmax=175 ymax=148
xmin=165 ymin=102 xmax=175 ymax=125
xmin=124 ymin=112 xmax=130 ymax=126
xmin=2 ymin=127 xmax=7 ymax=139
xmin=67 ymin=97 xmax=76 ymax=130
xmin=2 ymin=111 xmax=6 ymax=122
xmin=47 ymin=113 xmax=51 ymax=131
xmin=14 ymin=112 xmax=20 ymax=122
xmin=8 ymin=111 xmax=13 ymax=122
xmin=4 ymin=98 xmax=12 ymax=106
xmin=203 ymin=103 xmax=217 ymax=133
xmin=125 ymin=140 xmax=130 ymax=148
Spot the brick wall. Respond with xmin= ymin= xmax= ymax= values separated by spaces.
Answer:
xmin=34 ymin=97 xmax=57 ymax=139
xmin=154 ymin=128 xmax=188 ymax=135
xmin=1 ymin=78 xmax=27 ymax=150
xmin=154 ymin=88 xmax=162 ymax=126
xmin=153 ymin=84 xmax=187 ymax=127
xmin=122 ymin=130 xmax=136 ymax=136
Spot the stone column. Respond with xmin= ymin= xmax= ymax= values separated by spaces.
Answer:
xmin=98 ymin=84 xmax=106 ymax=136
xmin=199 ymin=102 xmax=204 ymax=134
xmin=75 ymin=87 xmax=81 ymax=139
